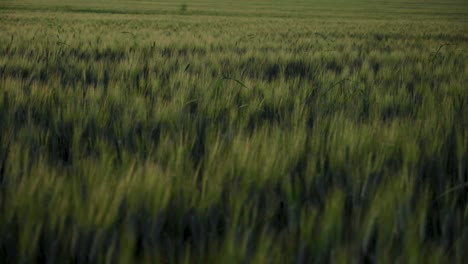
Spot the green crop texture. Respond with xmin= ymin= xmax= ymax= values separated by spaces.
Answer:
xmin=0 ymin=0 xmax=467 ymax=263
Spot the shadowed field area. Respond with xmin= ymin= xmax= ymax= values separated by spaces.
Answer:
xmin=0 ymin=0 xmax=467 ymax=263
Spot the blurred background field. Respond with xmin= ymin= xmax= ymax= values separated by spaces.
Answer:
xmin=2 ymin=0 xmax=468 ymax=19
xmin=0 ymin=0 xmax=467 ymax=263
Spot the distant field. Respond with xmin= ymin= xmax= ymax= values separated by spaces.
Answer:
xmin=2 ymin=0 xmax=468 ymax=19
xmin=0 ymin=0 xmax=467 ymax=263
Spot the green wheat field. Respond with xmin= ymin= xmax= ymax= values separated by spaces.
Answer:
xmin=0 ymin=0 xmax=467 ymax=263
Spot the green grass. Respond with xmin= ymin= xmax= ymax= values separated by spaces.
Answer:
xmin=0 ymin=0 xmax=467 ymax=263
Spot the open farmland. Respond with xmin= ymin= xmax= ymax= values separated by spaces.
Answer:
xmin=0 ymin=0 xmax=467 ymax=262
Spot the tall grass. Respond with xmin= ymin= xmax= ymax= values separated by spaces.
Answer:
xmin=0 ymin=0 xmax=467 ymax=263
